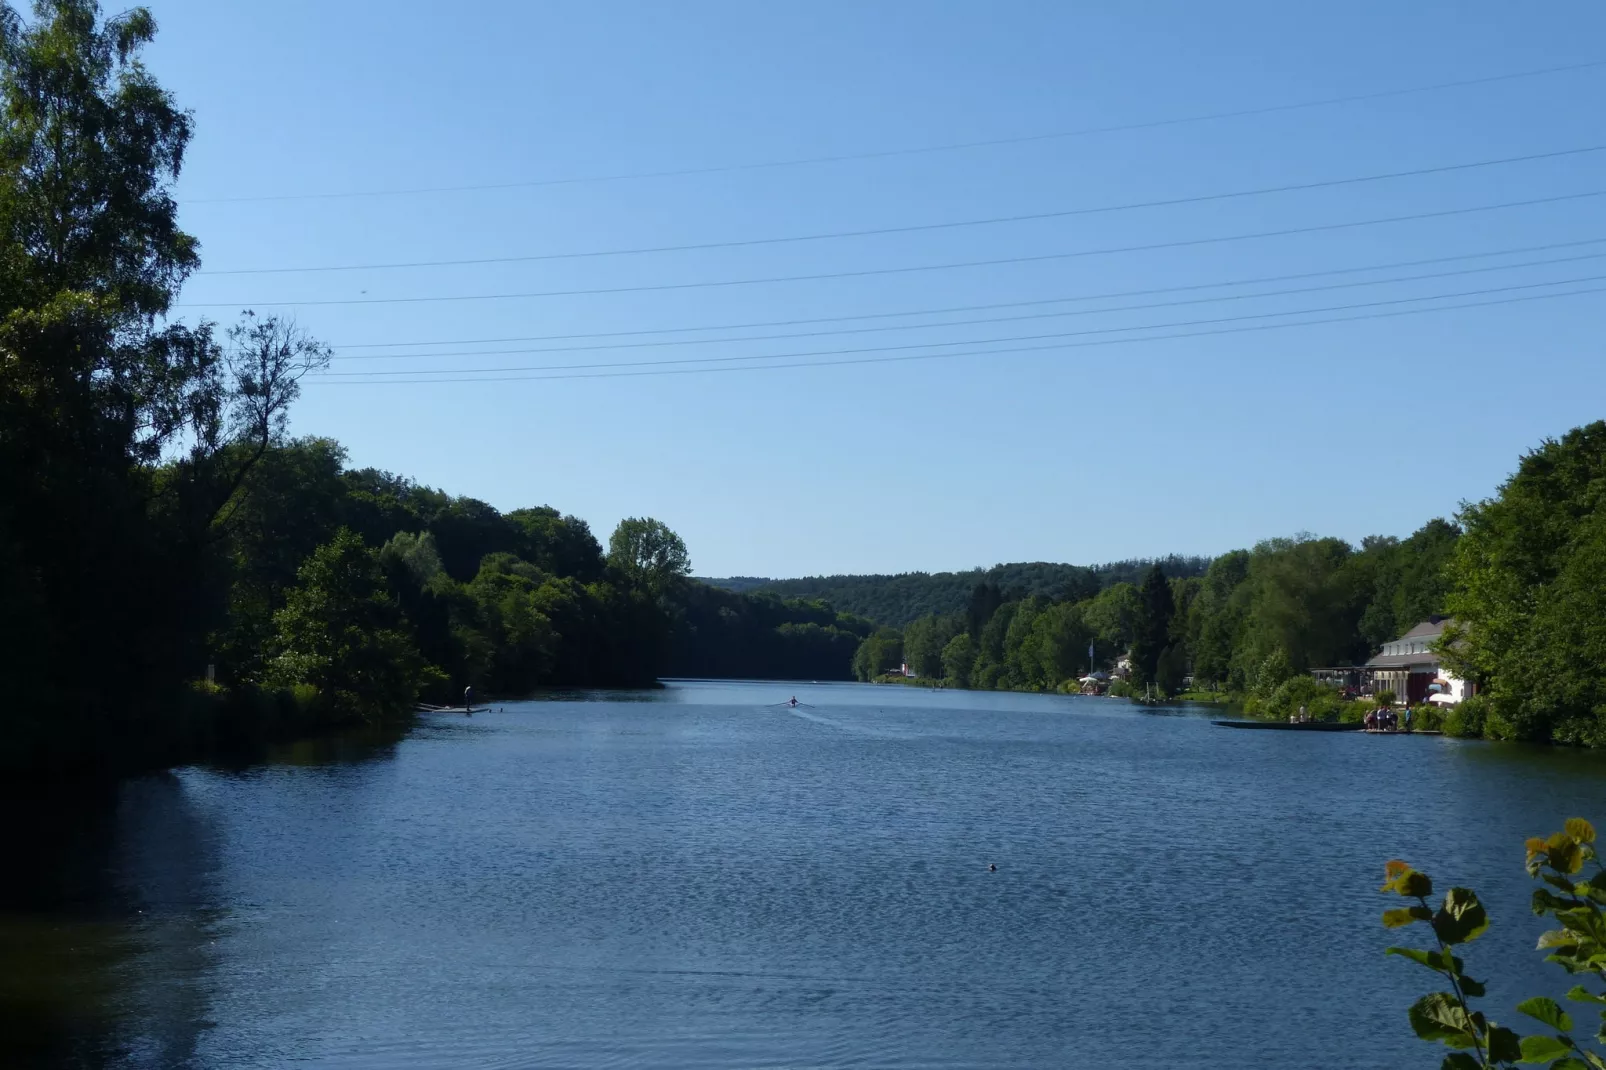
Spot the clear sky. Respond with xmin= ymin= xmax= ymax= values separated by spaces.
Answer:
xmin=143 ymin=1 xmax=1606 ymax=577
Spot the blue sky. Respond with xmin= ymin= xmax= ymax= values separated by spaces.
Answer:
xmin=146 ymin=1 xmax=1606 ymax=577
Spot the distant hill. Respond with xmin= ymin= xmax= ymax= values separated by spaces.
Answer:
xmin=698 ymin=556 xmax=1211 ymax=627
xmin=699 ymin=576 xmax=774 ymax=594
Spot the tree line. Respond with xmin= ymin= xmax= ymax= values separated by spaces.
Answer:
xmin=706 ymin=556 xmax=1210 ymax=628
xmin=0 ymin=3 xmax=868 ymax=775
xmin=854 ymin=521 xmax=1456 ymax=694
xmin=854 ymin=420 xmax=1606 ymax=747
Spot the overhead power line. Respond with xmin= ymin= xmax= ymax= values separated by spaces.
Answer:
xmin=315 ymin=273 xmax=1606 ymax=379
xmin=175 ymin=189 xmax=1606 ymax=309
xmin=185 ymin=58 xmax=1606 ymax=204
xmin=327 ymin=237 xmax=1606 ymax=349
xmin=197 ymin=144 xmax=1606 ymax=275
xmin=305 ymin=284 xmax=1606 ymax=385
xmin=326 ymin=249 xmax=1606 ymax=362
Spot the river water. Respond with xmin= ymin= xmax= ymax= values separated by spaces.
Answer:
xmin=8 ymin=680 xmax=1606 ymax=1069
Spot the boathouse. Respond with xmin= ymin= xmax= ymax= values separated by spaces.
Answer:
xmin=1310 ymin=617 xmax=1476 ymax=705
xmin=1366 ymin=617 xmax=1452 ymax=704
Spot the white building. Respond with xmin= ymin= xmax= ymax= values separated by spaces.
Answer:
xmin=1365 ymin=617 xmax=1474 ymax=705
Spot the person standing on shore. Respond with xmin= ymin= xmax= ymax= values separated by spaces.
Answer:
xmin=464 ymin=685 xmax=474 ymax=713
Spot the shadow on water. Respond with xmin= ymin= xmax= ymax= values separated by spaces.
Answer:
xmin=1 ymin=774 xmax=222 ymax=1070
xmin=200 ymin=717 xmax=412 ymax=775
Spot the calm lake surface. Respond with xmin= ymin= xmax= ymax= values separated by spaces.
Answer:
xmin=10 ymin=680 xmax=1606 ymax=1069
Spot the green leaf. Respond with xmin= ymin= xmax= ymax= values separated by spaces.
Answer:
xmin=1384 ymin=864 xmax=1436 ymax=898
xmin=1565 ymin=985 xmax=1606 ymax=1004
xmin=1435 ymin=887 xmax=1492 ymax=945
xmin=1548 ymin=1058 xmax=1592 ymax=1070
xmin=1568 ymin=819 xmax=1597 ymax=845
xmin=1519 ymin=1035 xmax=1571 ymax=1062
xmin=1411 ymin=993 xmax=1477 ymax=1046
xmin=1520 ymin=998 xmax=1575 ymax=1032
xmin=1440 ymin=1055 xmax=1481 ymax=1070
xmin=1387 ymin=946 xmax=1443 ymax=970
xmin=1537 ymin=888 xmax=1577 ymax=914
xmin=1488 ymin=1024 xmax=1522 ymax=1062
xmin=1460 ymin=975 xmax=1487 ymax=998
xmin=1385 ymin=908 xmax=1423 ymax=929
xmin=1541 ymin=929 xmax=1583 ymax=949
xmin=1546 ymin=872 xmax=1581 ymax=893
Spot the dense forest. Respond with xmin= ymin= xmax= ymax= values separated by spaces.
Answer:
xmin=855 ymin=420 xmax=1606 ymax=747
xmin=853 ymin=523 xmax=1457 ymax=691
xmin=703 ymin=557 xmax=1210 ymax=627
xmin=0 ymin=3 xmax=867 ymax=775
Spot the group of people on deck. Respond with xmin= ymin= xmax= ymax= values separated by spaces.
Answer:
xmin=1365 ymin=706 xmax=1413 ymax=732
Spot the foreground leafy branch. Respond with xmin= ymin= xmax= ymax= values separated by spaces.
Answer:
xmin=1383 ymin=819 xmax=1606 ymax=1069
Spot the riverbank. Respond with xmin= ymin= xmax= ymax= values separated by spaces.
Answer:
xmin=0 ymin=682 xmax=414 ymax=782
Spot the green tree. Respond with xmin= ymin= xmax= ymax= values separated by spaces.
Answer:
xmin=464 ymin=556 xmax=557 ymax=693
xmin=970 ymin=600 xmax=1020 ymax=687
xmin=508 ymin=506 xmax=604 ymax=582
xmin=1250 ymin=647 xmax=1296 ymax=698
xmin=852 ymin=629 xmax=903 ymax=681
xmin=1444 ymin=422 xmax=1606 ymax=743
xmin=264 ymin=529 xmax=425 ymax=722
xmin=608 ymin=517 xmax=690 ymax=594
xmin=1083 ymin=582 xmax=1140 ymax=657
xmin=1188 ymin=550 xmax=1250 ymax=688
xmin=903 ymin=612 xmax=964 ymax=678
xmin=941 ymin=632 xmax=977 ymax=686
xmin=966 ymin=580 xmax=1005 ymax=638
xmin=0 ymin=2 xmax=333 ymax=766
xmin=1356 ymin=519 xmax=1461 ymax=650
xmin=1232 ymin=536 xmax=1367 ymax=679
xmin=1130 ymin=564 xmax=1175 ymax=685
xmin=1155 ymin=643 xmax=1188 ymax=696
xmin=427 ymin=497 xmax=520 ymax=582
xmin=1029 ymin=601 xmax=1095 ymax=688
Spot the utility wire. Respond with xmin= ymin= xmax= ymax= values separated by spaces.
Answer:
xmin=327 ymin=237 xmax=1606 ymax=349
xmin=197 ymin=144 xmax=1606 ymax=275
xmin=177 ymin=189 xmax=1606 ymax=309
xmin=306 ymin=284 xmax=1606 ymax=384
xmin=316 ymin=273 xmax=1606 ymax=379
xmin=326 ymin=249 xmax=1606 ymax=362
xmin=184 ymin=58 xmax=1606 ymax=204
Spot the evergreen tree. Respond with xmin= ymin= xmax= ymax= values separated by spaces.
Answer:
xmin=1130 ymin=565 xmax=1175 ymax=685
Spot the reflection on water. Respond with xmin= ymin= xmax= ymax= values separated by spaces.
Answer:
xmin=3 ymin=775 xmax=216 ymax=1070
xmin=2 ymin=720 xmax=410 ymax=1070
xmin=9 ymin=681 xmax=1606 ymax=1069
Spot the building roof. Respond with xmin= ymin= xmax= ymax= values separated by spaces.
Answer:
xmin=1397 ymin=617 xmax=1453 ymax=641
xmin=1365 ymin=651 xmax=1442 ymax=669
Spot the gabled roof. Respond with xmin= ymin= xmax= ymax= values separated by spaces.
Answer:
xmin=1396 ymin=617 xmax=1453 ymax=642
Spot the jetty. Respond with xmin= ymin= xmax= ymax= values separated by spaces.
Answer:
xmin=1211 ymin=720 xmax=1363 ymax=732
